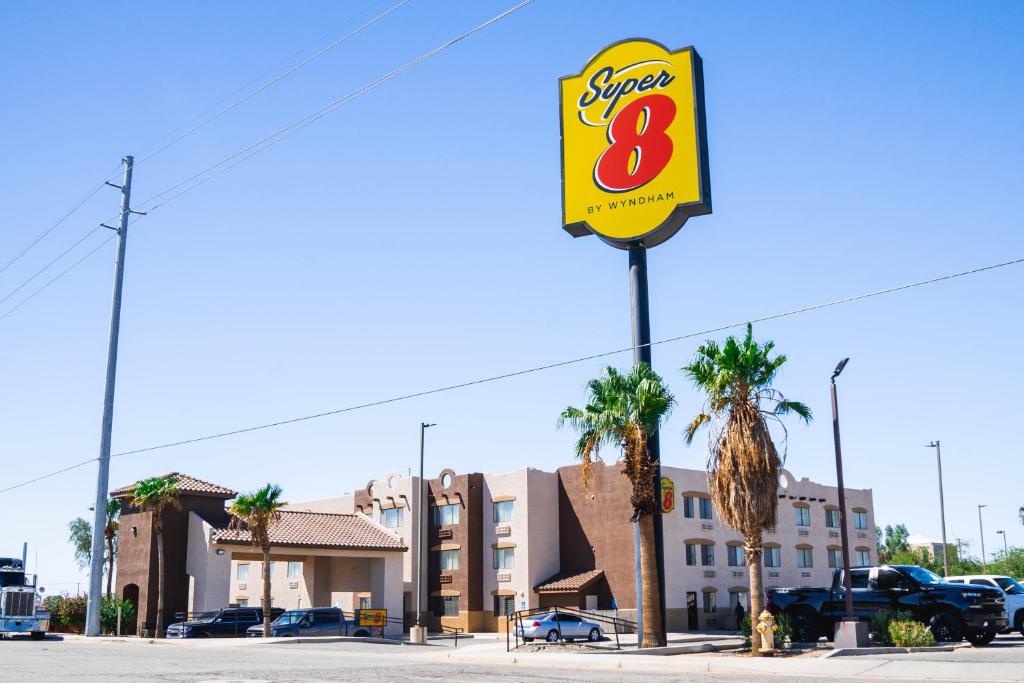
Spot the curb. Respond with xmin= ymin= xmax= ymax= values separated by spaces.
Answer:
xmin=824 ymin=645 xmax=954 ymax=657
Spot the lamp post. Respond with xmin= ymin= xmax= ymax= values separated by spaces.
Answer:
xmin=830 ymin=357 xmax=865 ymax=647
xmin=925 ymin=441 xmax=950 ymax=577
xmin=413 ymin=422 xmax=435 ymax=643
xmin=997 ymin=530 xmax=1008 ymax=560
xmin=978 ymin=504 xmax=988 ymax=571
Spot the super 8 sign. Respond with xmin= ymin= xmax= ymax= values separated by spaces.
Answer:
xmin=560 ymin=39 xmax=711 ymax=249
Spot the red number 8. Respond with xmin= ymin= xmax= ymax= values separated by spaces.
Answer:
xmin=594 ymin=93 xmax=676 ymax=193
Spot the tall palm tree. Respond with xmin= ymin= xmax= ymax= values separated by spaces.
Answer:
xmin=129 ymin=476 xmax=181 ymax=637
xmin=682 ymin=324 xmax=810 ymax=655
xmin=229 ymin=484 xmax=287 ymax=637
xmin=104 ymin=499 xmax=121 ymax=598
xmin=559 ymin=363 xmax=674 ymax=648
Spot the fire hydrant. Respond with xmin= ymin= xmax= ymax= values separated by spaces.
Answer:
xmin=755 ymin=610 xmax=776 ymax=655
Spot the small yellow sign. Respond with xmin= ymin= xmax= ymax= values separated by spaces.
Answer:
xmin=357 ymin=608 xmax=387 ymax=628
xmin=661 ymin=477 xmax=675 ymax=514
xmin=560 ymin=39 xmax=711 ymax=248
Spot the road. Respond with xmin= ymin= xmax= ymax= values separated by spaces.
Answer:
xmin=2 ymin=633 xmax=1023 ymax=682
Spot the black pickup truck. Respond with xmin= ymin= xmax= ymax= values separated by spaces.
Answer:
xmin=766 ymin=564 xmax=1007 ymax=646
xmin=165 ymin=607 xmax=285 ymax=638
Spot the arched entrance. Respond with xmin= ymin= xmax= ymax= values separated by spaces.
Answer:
xmin=121 ymin=584 xmax=139 ymax=635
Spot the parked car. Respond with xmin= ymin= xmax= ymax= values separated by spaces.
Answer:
xmin=947 ymin=575 xmax=1024 ymax=636
xmin=245 ymin=607 xmax=371 ymax=638
xmin=513 ymin=612 xmax=603 ymax=643
xmin=165 ymin=607 xmax=285 ymax=638
xmin=766 ymin=565 xmax=1007 ymax=646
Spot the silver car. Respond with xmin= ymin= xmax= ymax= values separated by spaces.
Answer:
xmin=514 ymin=612 xmax=603 ymax=642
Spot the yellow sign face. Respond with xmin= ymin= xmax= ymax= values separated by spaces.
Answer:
xmin=357 ymin=608 xmax=387 ymax=628
xmin=560 ymin=39 xmax=711 ymax=248
xmin=661 ymin=476 xmax=675 ymax=514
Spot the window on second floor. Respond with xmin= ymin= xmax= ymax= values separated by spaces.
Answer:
xmin=825 ymin=509 xmax=840 ymax=528
xmin=439 ymin=549 xmax=459 ymax=571
xmin=853 ymin=511 xmax=868 ymax=530
xmin=794 ymin=506 xmax=811 ymax=527
xmin=287 ymin=561 xmax=301 ymax=579
xmin=493 ymin=547 xmax=515 ymax=570
xmin=699 ymin=498 xmax=713 ymax=520
xmin=763 ymin=547 xmax=781 ymax=568
xmin=685 ymin=543 xmax=697 ymax=566
xmin=727 ymin=545 xmax=746 ymax=567
xmin=827 ymin=548 xmax=843 ymax=569
xmin=797 ymin=547 xmax=813 ymax=568
xmin=493 ymin=500 xmax=514 ymax=524
xmin=381 ymin=507 xmax=403 ymax=529
xmin=434 ymin=503 xmax=460 ymax=526
xmin=236 ymin=563 xmax=249 ymax=581
xmin=855 ymin=549 xmax=871 ymax=567
xmin=683 ymin=496 xmax=694 ymax=518
xmin=701 ymin=544 xmax=715 ymax=567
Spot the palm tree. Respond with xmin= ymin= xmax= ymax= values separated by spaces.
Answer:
xmin=104 ymin=499 xmax=121 ymax=598
xmin=129 ymin=476 xmax=181 ymax=637
xmin=229 ymin=484 xmax=287 ymax=637
xmin=559 ymin=363 xmax=674 ymax=648
xmin=682 ymin=324 xmax=810 ymax=655
xmin=67 ymin=517 xmax=92 ymax=569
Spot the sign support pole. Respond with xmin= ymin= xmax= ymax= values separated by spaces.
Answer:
xmin=628 ymin=244 xmax=666 ymax=646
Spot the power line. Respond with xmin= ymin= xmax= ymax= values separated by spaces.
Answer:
xmin=0 ymin=228 xmax=102 ymax=307
xmin=2 ymin=254 xmax=1019 ymax=496
xmin=131 ymin=0 xmax=538 ymax=213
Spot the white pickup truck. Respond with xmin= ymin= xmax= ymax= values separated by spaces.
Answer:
xmin=947 ymin=575 xmax=1024 ymax=637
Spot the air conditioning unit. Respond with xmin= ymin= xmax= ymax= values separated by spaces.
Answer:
xmin=798 ymin=529 xmax=810 ymax=536
xmin=829 ymin=531 xmax=840 ymax=538
xmin=497 ymin=572 xmax=512 ymax=583
xmin=769 ymin=572 xmax=780 ymax=578
xmin=732 ymin=571 xmax=744 ymax=578
xmin=238 ymin=583 xmax=247 ymax=591
xmin=701 ymin=523 xmax=714 ymax=531
xmin=703 ymin=570 xmax=715 ymax=578
xmin=437 ymin=528 xmax=453 ymax=540
xmin=439 ymin=574 xmax=453 ymax=584
xmin=495 ymin=524 xmax=511 ymax=536
xmin=857 ymin=532 xmax=867 ymax=539
xmin=801 ymin=572 xmax=812 ymax=578
xmin=288 ymin=581 xmax=299 ymax=589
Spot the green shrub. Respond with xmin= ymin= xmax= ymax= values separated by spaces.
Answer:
xmin=43 ymin=594 xmax=87 ymax=633
xmin=889 ymin=619 xmax=935 ymax=648
xmin=740 ymin=612 xmax=791 ymax=650
xmin=869 ymin=610 xmax=912 ymax=646
xmin=100 ymin=596 xmax=135 ymax=635
xmin=740 ymin=614 xmax=752 ymax=648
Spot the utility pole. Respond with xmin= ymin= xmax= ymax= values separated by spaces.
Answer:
xmin=978 ymin=504 xmax=988 ymax=572
xmin=85 ymin=156 xmax=140 ymax=637
xmin=411 ymin=422 xmax=435 ymax=645
xmin=925 ymin=441 xmax=950 ymax=577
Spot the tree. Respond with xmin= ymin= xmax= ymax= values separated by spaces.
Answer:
xmin=682 ymin=324 xmax=811 ymax=655
xmin=876 ymin=524 xmax=910 ymax=563
xmin=559 ymin=363 xmax=674 ymax=648
xmin=104 ymin=499 xmax=121 ymax=598
xmin=68 ymin=517 xmax=92 ymax=569
xmin=229 ymin=483 xmax=287 ymax=637
xmin=128 ymin=476 xmax=181 ymax=637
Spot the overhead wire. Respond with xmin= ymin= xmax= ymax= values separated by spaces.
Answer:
xmin=1 ymin=254 xmax=1020 ymax=495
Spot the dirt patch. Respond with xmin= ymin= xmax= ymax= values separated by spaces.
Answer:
xmin=717 ymin=644 xmax=830 ymax=659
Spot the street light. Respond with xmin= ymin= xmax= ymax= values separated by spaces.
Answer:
xmin=415 ymin=422 xmax=436 ymax=641
xmin=978 ymin=504 xmax=988 ymax=572
xmin=997 ymin=530 xmax=1008 ymax=560
xmin=830 ymin=357 xmax=864 ymax=647
xmin=925 ymin=441 xmax=950 ymax=577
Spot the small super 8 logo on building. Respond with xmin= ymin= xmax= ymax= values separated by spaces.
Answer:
xmin=560 ymin=39 xmax=711 ymax=249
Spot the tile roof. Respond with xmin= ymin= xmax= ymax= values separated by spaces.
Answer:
xmin=110 ymin=472 xmax=237 ymax=499
xmin=211 ymin=510 xmax=406 ymax=551
xmin=534 ymin=569 xmax=604 ymax=593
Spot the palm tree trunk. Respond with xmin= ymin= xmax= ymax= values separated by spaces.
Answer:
xmin=262 ymin=544 xmax=272 ymax=637
xmin=155 ymin=511 xmax=165 ymax=638
xmin=105 ymin=527 xmax=114 ymax=598
xmin=747 ymin=541 xmax=764 ymax=656
xmin=637 ymin=513 xmax=666 ymax=648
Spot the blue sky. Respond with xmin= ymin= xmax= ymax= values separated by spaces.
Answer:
xmin=1 ymin=1 xmax=1021 ymax=591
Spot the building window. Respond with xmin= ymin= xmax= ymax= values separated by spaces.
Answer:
xmin=237 ymin=599 xmax=249 ymax=607
xmin=685 ymin=543 xmax=697 ymax=566
xmin=701 ymin=544 xmax=715 ymax=567
xmin=683 ymin=496 xmax=694 ymax=518
xmin=436 ymin=596 xmax=459 ymax=617
xmin=855 ymin=549 xmax=871 ymax=567
xmin=493 ymin=547 xmax=515 ymax=570
xmin=828 ymin=549 xmax=843 ymax=569
xmin=434 ymin=503 xmax=460 ymax=526
xmin=287 ymin=561 xmax=301 ymax=579
xmin=699 ymin=498 xmax=713 ymax=520
xmin=853 ymin=511 xmax=868 ymax=530
xmin=494 ymin=595 xmax=515 ymax=617
xmin=439 ymin=549 xmax=459 ymax=571
xmin=237 ymin=563 xmax=249 ymax=581
xmin=797 ymin=547 xmax=813 ymax=568
xmin=794 ymin=506 xmax=811 ymax=527
xmin=825 ymin=509 xmax=840 ymax=528
xmin=763 ymin=547 xmax=781 ymax=568
xmin=381 ymin=507 xmax=404 ymax=528
xmin=729 ymin=591 xmax=748 ymax=610
xmin=727 ymin=545 xmax=746 ymax=567
xmin=702 ymin=590 xmax=717 ymax=614
xmin=493 ymin=500 xmax=514 ymax=523
xmin=359 ymin=596 xmax=372 ymax=610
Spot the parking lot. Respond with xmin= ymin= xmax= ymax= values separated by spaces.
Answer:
xmin=3 ymin=632 xmax=1024 ymax=682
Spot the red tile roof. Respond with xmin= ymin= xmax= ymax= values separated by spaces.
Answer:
xmin=211 ymin=510 xmax=406 ymax=551
xmin=110 ymin=472 xmax=237 ymax=499
xmin=534 ymin=569 xmax=604 ymax=593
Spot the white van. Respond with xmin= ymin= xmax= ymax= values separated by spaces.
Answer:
xmin=947 ymin=575 xmax=1024 ymax=636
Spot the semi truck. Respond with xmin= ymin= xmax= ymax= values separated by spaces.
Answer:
xmin=0 ymin=546 xmax=48 ymax=640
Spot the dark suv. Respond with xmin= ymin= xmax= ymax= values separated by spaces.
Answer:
xmin=245 ymin=607 xmax=370 ymax=637
xmin=165 ymin=607 xmax=285 ymax=638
